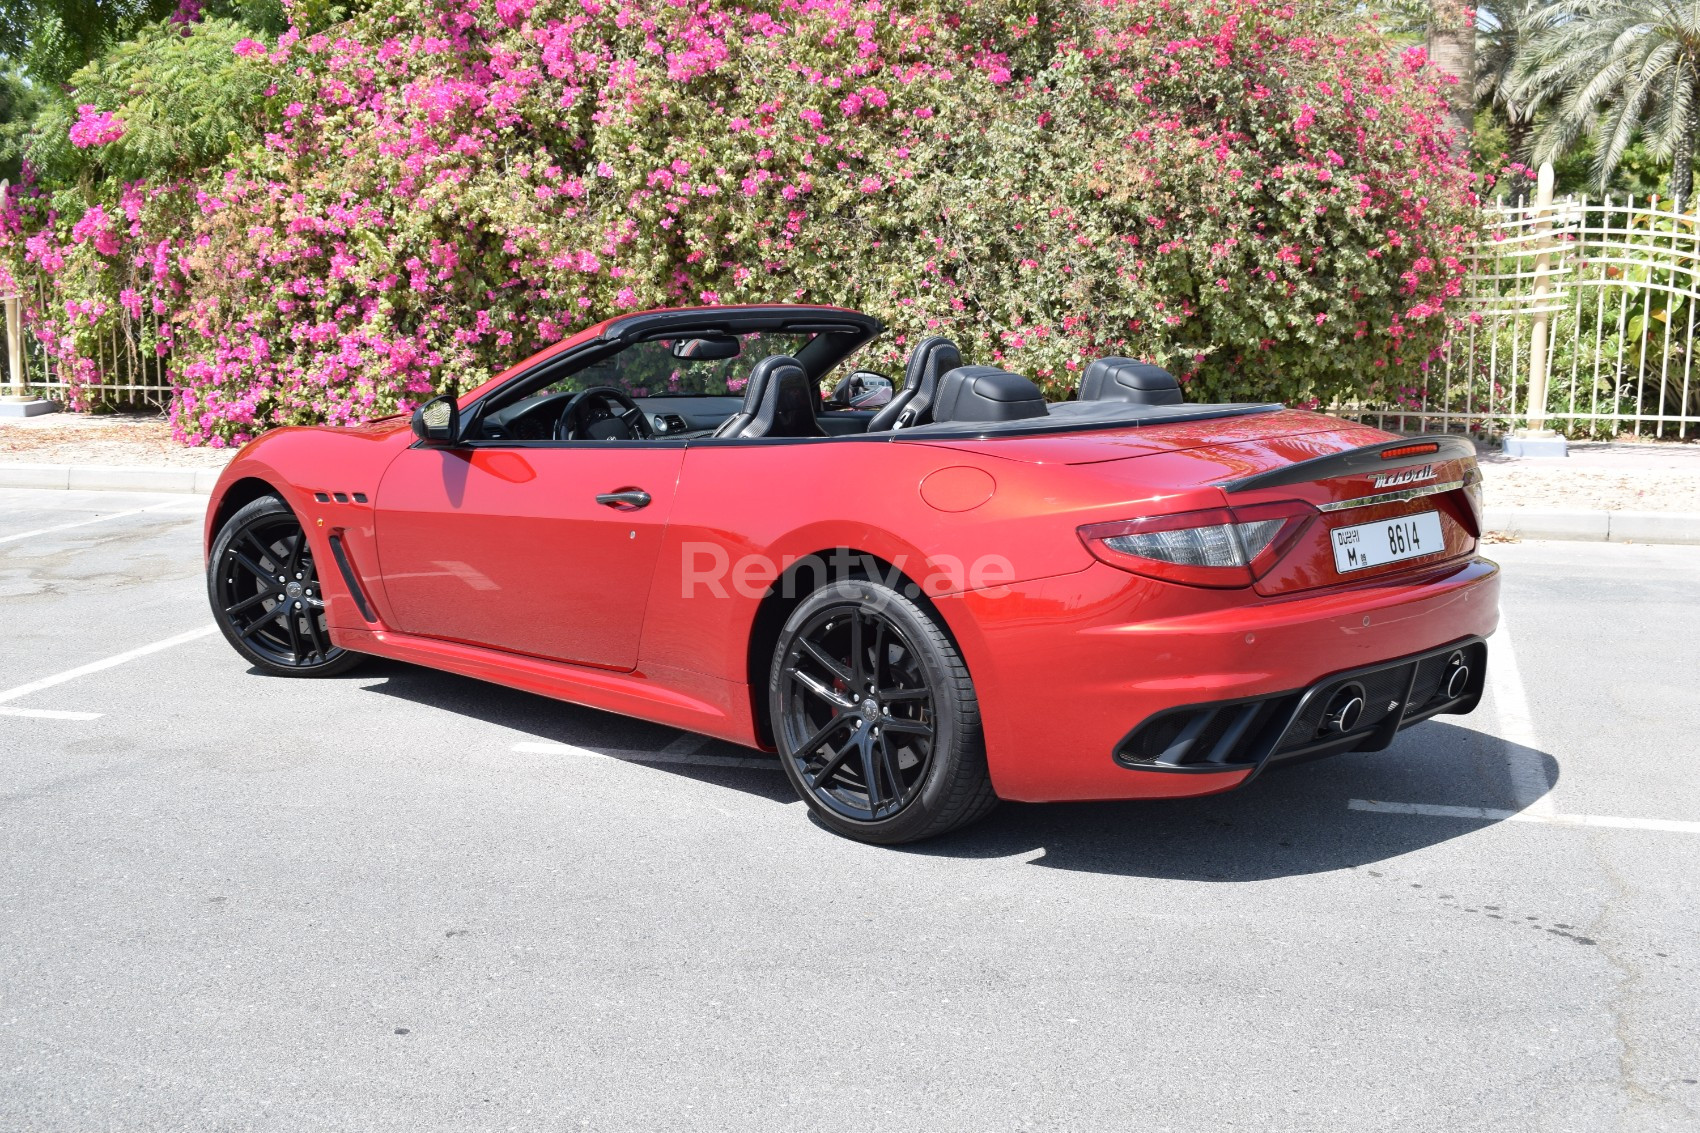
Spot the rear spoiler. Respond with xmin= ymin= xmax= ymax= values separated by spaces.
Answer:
xmin=1222 ymin=435 xmax=1477 ymax=493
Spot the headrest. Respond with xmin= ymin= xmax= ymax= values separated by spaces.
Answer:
xmin=1079 ymin=357 xmax=1182 ymax=405
xmin=929 ymin=366 xmax=1048 ymax=424
xmin=733 ymin=354 xmax=823 ymax=438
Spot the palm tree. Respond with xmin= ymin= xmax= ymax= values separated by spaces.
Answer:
xmin=1517 ymin=0 xmax=1700 ymax=207
xmin=1477 ymin=0 xmax=1555 ymax=178
xmin=1429 ymin=0 xmax=1478 ymax=142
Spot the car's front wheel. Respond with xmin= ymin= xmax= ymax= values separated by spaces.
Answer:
xmin=207 ymin=494 xmax=362 ymax=677
xmin=769 ymin=578 xmax=997 ymax=844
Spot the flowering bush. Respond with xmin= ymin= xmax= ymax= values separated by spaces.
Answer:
xmin=1 ymin=0 xmax=1481 ymax=445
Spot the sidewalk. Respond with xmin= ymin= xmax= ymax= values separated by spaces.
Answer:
xmin=1475 ymin=439 xmax=1700 ymax=544
xmin=2 ymin=413 xmax=1697 ymax=543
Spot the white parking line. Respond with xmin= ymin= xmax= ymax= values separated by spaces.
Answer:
xmin=1346 ymin=617 xmax=1700 ymax=834
xmin=512 ymin=740 xmax=781 ymax=771
xmin=0 ymin=625 xmax=218 ymax=706
xmin=0 ymin=706 xmax=103 ymax=721
xmin=1489 ymin=620 xmax=1554 ymax=816
xmin=1348 ymin=799 xmax=1700 ymax=835
xmin=0 ymin=500 xmax=192 ymax=547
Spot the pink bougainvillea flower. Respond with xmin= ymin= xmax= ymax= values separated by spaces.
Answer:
xmin=68 ymin=105 xmax=125 ymax=149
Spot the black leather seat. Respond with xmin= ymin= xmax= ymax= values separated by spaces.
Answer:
xmin=929 ymin=366 xmax=1048 ymax=423
xmin=865 ymin=336 xmax=961 ymax=431
xmin=714 ymin=355 xmax=825 ymax=439
xmin=1077 ymin=357 xmax=1183 ymax=405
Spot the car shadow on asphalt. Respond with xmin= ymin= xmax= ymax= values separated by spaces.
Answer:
xmin=346 ymin=659 xmax=1560 ymax=879
xmin=342 ymin=657 xmax=800 ymax=803
xmin=898 ymin=722 xmax=1562 ymax=881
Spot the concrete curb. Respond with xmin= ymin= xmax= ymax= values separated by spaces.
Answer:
xmin=1483 ymin=506 xmax=1700 ymax=545
xmin=0 ymin=462 xmax=222 ymax=494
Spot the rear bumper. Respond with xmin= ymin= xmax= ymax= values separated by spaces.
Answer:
xmin=1111 ymin=636 xmax=1487 ymax=779
xmin=938 ymin=555 xmax=1500 ymax=802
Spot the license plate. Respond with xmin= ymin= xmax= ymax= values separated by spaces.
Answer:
xmin=1331 ymin=511 xmax=1444 ymax=574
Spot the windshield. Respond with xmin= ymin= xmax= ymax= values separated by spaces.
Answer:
xmin=543 ymin=331 xmax=818 ymax=399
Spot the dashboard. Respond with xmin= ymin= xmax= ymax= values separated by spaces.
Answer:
xmin=474 ymin=392 xmax=877 ymax=441
xmin=477 ymin=394 xmax=746 ymax=441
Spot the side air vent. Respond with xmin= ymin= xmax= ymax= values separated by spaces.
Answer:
xmin=327 ymin=534 xmax=377 ymax=623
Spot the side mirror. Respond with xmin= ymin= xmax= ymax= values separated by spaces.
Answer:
xmin=411 ymin=394 xmax=461 ymax=446
xmin=845 ymin=370 xmax=893 ymax=407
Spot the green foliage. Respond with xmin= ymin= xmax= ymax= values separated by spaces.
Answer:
xmin=1549 ymin=133 xmax=1677 ymax=197
xmin=27 ymin=17 xmax=282 ymax=191
xmin=1516 ymin=0 xmax=1700 ymax=200
xmin=0 ymin=0 xmax=177 ymax=87
xmin=0 ymin=68 xmax=43 ymax=184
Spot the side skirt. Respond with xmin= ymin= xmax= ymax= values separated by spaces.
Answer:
xmin=333 ymin=626 xmax=762 ymax=748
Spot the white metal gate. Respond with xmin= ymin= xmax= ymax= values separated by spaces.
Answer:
xmin=1 ymin=275 xmax=174 ymax=410
xmin=1346 ymin=166 xmax=1700 ymax=440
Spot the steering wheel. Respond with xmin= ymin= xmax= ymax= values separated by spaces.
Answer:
xmin=554 ymin=386 xmax=655 ymax=441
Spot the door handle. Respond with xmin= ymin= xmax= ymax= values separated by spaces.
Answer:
xmin=595 ymin=489 xmax=652 ymax=510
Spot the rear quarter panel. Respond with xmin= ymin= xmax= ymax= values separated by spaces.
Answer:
xmin=637 ymin=437 xmax=1233 ymax=687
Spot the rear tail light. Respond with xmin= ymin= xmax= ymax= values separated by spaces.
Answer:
xmin=1079 ymin=501 xmax=1316 ymax=588
xmin=1459 ymin=461 xmax=1484 ymax=535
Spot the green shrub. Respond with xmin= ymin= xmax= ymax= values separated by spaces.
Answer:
xmin=1 ymin=0 xmax=1481 ymax=444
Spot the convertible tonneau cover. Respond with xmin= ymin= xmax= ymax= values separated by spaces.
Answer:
xmin=894 ymin=400 xmax=1284 ymax=440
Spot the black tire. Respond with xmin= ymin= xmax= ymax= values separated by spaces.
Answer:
xmin=769 ymin=578 xmax=997 ymax=844
xmin=207 ymin=495 xmax=363 ymax=677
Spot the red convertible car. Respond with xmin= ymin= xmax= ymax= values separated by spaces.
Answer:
xmin=205 ymin=304 xmax=1499 ymax=844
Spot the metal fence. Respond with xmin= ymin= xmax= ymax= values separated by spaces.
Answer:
xmin=1345 ymin=166 xmax=1700 ymax=440
xmin=1 ymin=274 xmax=174 ymax=410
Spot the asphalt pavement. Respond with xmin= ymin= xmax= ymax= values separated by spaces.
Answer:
xmin=1 ymin=487 xmax=1697 ymax=1132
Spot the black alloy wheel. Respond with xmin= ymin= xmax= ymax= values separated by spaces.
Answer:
xmin=208 ymin=495 xmax=362 ymax=677
xmin=770 ymin=578 xmax=997 ymax=844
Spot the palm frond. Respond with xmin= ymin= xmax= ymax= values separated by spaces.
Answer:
xmin=1515 ymin=0 xmax=1700 ymax=194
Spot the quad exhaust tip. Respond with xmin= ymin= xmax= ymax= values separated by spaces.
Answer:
xmin=1322 ymin=684 xmax=1366 ymax=734
xmin=1445 ymin=652 xmax=1471 ymax=699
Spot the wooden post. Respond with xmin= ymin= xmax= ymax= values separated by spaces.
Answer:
xmin=1526 ymin=164 xmax=1554 ymax=433
xmin=6 ymin=292 xmax=24 ymax=399
xmin=0 ymin=174 xmax=54 ymax=416
xmin=1504 ymin=164 xmax=1568 ymax=457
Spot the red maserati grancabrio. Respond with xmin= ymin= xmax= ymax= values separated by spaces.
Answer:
xmin=205 ymin=304 xmax=1499 ymax=844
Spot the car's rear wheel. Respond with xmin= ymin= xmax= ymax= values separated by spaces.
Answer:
xmin=770 ymin=578 xmax=997 ymax=844
xmin=208 ymin=495 xmax=362 ymax=677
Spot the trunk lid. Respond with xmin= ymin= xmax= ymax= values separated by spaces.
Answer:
xmin=927 ymin=410 xmax=1482 ymax=595
xmin=1219 ymin=434 xmax=1483 ymax=596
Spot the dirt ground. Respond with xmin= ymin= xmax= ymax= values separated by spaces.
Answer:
xmin=1477 ymin=440 xmax=1700 ymax=513
xmin=3 ymin=412 xmax=1699 ymax=512
xmin=0 ymin=414 xmax=232 ymax=469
